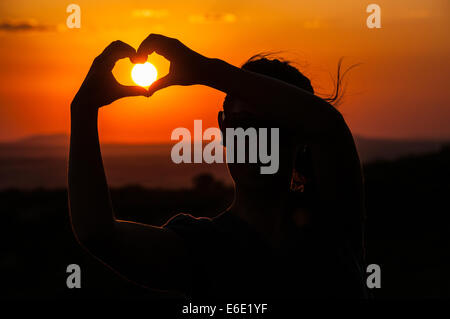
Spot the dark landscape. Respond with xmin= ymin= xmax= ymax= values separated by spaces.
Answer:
xmin=1 ymin=135 xmax=449 ymax=298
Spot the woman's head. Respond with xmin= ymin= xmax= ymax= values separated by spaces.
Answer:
xmin=218 ymin=54 xmax=316 ymax=192
xmin=241 ymin=54 xmax=314 ymax=94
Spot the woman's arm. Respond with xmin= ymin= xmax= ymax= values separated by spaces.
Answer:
xmin=69 ymin=103 xmax=113 ymax=243
xmin=205 ymin=58 xmax=342 ymax=138
xmin=69 ymin=40 xmax=189 ymax=292
xmin=137 ymin=34 xmax=342 ymax=140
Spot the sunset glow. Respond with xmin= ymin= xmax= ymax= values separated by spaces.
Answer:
xmin=0 ymin=0 xmax=449 ymax=143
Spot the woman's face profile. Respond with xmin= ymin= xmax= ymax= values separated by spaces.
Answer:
xmin=219 ymin=97 xmax=296 ymax=190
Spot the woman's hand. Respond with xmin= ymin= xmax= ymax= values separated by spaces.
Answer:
xmin=136 ymin=34 xmax=211 ymax=96
xmin=72 ymin=40 xmax=148 ymax=108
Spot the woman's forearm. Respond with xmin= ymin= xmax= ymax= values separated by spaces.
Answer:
xmin=204 ymin=58 xmax=342 ymax=137
xmin=68 ymin=102 xmax=114 ymax=244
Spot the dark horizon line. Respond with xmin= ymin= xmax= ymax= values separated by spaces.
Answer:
xmin=1 ymin=132 xmax=449 ymax=146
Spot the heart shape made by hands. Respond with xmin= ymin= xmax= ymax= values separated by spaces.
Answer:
xmin=112 ymin=52 xmax=169 ymax=88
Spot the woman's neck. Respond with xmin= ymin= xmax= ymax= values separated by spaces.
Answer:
xmin=229 ymin=185 xmax=290 ymax=244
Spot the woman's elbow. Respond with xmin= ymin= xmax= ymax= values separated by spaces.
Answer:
xmin=69 ymin=219 xmax=114 ymax=253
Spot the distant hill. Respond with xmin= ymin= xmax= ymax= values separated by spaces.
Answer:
xmin=354 ymin=136 xmax=444 ymax=162
xmin=0 ymin=133 xmax=447 ymax=190
xmin=12 ymin=134 xmax=70 ymax=147
xmin=1 ymin=133 xmax=446 ymax=162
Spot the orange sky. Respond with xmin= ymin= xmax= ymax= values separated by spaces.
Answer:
xmin=0 ymin=0 xmax=449 ymax=143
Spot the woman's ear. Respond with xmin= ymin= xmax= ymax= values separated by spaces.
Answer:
xmin=290 ymin=144 xmax=312 ymax=192
xmin=218 ymin=111 xmax=224 ymax=130
xmin=218 ymin=111 xmax=226 ymax=146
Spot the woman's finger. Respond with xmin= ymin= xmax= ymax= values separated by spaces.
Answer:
xmin=136 ymin=34 xmax=177 ymax=63
xmin=95 ymin=40 xmax=138 ymax=70
xmin=147 ymin=74 xmax=173 ymax=96
xmin=117 ymin=84 xmax=149 ymax=99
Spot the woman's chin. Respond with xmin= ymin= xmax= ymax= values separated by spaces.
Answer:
xmin=229 ymin=164 xmax=290 ymax=191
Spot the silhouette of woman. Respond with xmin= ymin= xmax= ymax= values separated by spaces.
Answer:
xmin=69 ymin=34 xmax=368 ymax=299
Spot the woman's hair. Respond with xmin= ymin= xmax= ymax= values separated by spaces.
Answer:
xmin=242 ymin=53 xmax=315 ymax=95
xmin=241 ymin=54 xmax=357 ymax=194
xmin=242 ymin=53 xmax=358 ymax=106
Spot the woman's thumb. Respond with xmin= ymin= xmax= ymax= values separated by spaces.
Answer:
xmin=147 ymin=75 xmax=173 ymax=97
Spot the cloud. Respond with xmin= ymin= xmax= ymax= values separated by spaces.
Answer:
xmin=0 ymin=19 xmax=56 ymax=32
xmin=132 ymin=9 xmax=169 ymax=19
xmin=188 ymin=13 xmax=236 ymax=24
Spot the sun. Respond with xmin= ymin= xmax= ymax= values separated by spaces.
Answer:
xmin=131 ymin=62 xmax=158 ymax=87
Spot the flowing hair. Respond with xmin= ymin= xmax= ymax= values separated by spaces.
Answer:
xmin=242 ymin=53 xmax=360 ymax=107
xmin=321 ymin=57 xmax=361 ymax=107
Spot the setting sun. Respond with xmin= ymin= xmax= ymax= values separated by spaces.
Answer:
xmin=131 ymin=62 xmax=158 ymax=87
